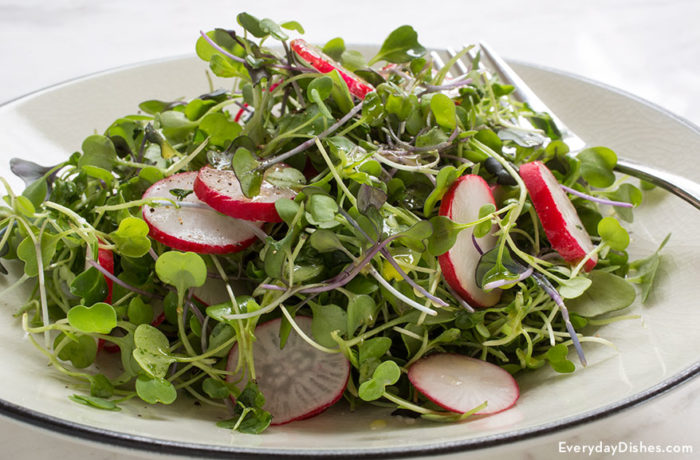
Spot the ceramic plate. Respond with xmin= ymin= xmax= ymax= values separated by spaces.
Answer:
xmin=0 ymin=52 xmax=698 ymax=458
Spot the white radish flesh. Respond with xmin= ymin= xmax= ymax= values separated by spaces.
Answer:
xmin=408 ymin=353 xmax=519 ymax=415
xmin=438 ymin=175 xmax=501 ymax=307
xmin=141 ymin=172 xmax=261 ymax=254
xmin=227 ymin=316 xmax=350 ymax=425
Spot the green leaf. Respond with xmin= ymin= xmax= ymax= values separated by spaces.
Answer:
xmin=430 ymin=93 xmax=457 ymax=131
xmin=55 ymin=333 xmax=97 ymax=369
xmin=155 ymin=251 xmax=207 ymax=295
xmin=322 ymin=37 xmax=345 ymax=61
xmin=423 ymin=166 xmax=458 ymax=217
xmin=427 ymin=215 xmax=463 ymax=256
xmin=110 ymin=216 xmax=151 ymax=258
xmin=89 ymin=374 xmax=114 ymax=398
xmin=603 ymin=183 xmax=642 ymax=222
xmin=567 ymin=271 xmax=636 ymax=317
xmin=263 ymin=164 xmax=306 ymax=190
xmin=17 ymin=232 xmax=57 ymax=277
xmin=598 ymin=217 xmax=629 ymax=251
xmin=627 ymin=234 xmax=670 ymax=302
xmin=369 ymin=25 xmax=426 ymax=65
xmin=358 ymin=360 xmax=401 ymax=401
xmin=473 ymin=203 xmax=497 ymax=239
xmin=67 ymin=302 xmax=117 ymax=334
xmin=259 ymin=18 xmax=288 ymax=41
xmin=309 ymin=229 xmax=344 ymax=253
xmin=22 ymin=179 xmax=48 ymax=209
xmin=274 ymin=198 xmax=301 ymax=226
xmin=232 ymin=147 xmax=262 ymax=198
xmin=396 ymin=220 xmax=433 ymax=252
xmin=307 ymin=76 xmax=334 ymax=102
xmin=127 ymin=297 xmax=153 ymax=326
xmin=347 ymin=294 xmax=376 ymax=336
xmin=311 ymin=303 xmax=347 ymax=348
xmin=69 ymin=267 xmax=108 ymax=306
xmin=578 ymin=147 xmax=617 ymax=188
xmin=237 ymin=12 xmax=266 ymax=37
xmin=358 ymin=337 xmax=392 ymax=363
xmin=546 ymin=344 xmax=575 ymax=373
xmin=202 ymin=377 xmax=231 ymax=399
xmin=79 ymin=135 xmax=117 ymax=170
xmin=133 ymin=324 xmax=175 ymax=378
xmin=361 ymin=91 xmax=385 ymax=126
xmin=135 ymin=375 xmax=177 ymax=404
xmin=306 ymin=194 xmax=339 ymax=228
xmin=281 ymin=20 xmax=304 ymax=34
xmin=217 ymin=382 xmax=271 ymax=434
xmin=557 ymin=276 xmax=593 ymax=299
xmin=199 ymin=112 xmax=242 ymax=147
xmin=70 ymin=394 xmax=121 ymax=411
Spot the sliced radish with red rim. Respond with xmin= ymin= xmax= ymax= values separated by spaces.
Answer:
xmin=408 ymin=353 xmax=519 ymax=415
xmin=290 ymin=39 xmax=374 ymax=99
xmin=438 ymin=175 xmax=501 ymax=307
xmin=520 ymin=161 xmax=597 ymax=271
xmin=141 ymin=172 xmax=262 ymax=254
xmin=227 ymin=316 xmax=350 ymax=425
xmin=193 ymin=166 xmax=295 ymax=223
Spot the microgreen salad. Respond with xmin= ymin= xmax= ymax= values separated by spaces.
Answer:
xmin=0 ymin=12 xmax=668 ymax=434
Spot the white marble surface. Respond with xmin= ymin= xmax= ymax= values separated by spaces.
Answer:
xmin=0 ymin=0 xmax=698 ymax=458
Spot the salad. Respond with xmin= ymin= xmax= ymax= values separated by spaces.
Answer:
xmin=0 ymin=12 xmax=667 ymax=434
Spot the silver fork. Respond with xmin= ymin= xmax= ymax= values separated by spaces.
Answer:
xmin=432 ymin=44 xmax=700 ymax=210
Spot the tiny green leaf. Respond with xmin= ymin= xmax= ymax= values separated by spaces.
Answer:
xmin=231 ymin=147 xmax=262 ymax=198
xmin=110 ymin=216 xmax=151 ymax=258
xmin=430 ymin=93 xmax=457 ymax=131
xmin=70 ymin=394 xmax=121 ymax=411
xmin=369 ymin=25 xmax=426 ymax=65
xmin=598 ymin=217 xmax=629 ymax=251
xmin=358 ymin=360 xmax=401 ymax=401
xmin=311 ymin=303 xmax=347 ymax=348
xmin=135 ymin=375 xmax=177 ymax=404
xmin=67 ymin=302 xmax=117 ymax=334
xmin=155 ymin=251 xmax=207 ymax=295
xmin=567 ymin=271 xmax=636 ymax=317
xmin=578 ymin=147 xmax=617 ymax=188
xmin=69 ymin=267 xmax=108 ymax=306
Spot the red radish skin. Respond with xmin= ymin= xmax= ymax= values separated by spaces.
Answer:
xmin=193 ymin=166 xmax=295 ymax=223
xmin=142 ymin=172 xmax=261 ymax=254
xmin=520 ymin=161 xmax=597 ymax=272
xmin=97 ymin=247 xmax=114 ymax=304
xmin=290 ymin=39 xmax=374 ymax=99
xmin=438 ymin=175 xmax=501 ymax=307
xmin=408 ymin=353 xmax=519 ymax=415
xmin=227 ymin=316 xmax=350 ymax=425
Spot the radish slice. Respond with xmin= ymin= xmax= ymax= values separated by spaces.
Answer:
xmin=438 ymin=175 xmax=501 ymax=307
xmin=290 ymin=39 xmax=374 ymax=99
xmin=141 ymin=172 xmax=261 ymax=254
xmin=408 ymin=353 xmax=519 ymax=415
xmin=193 ymin=166 xmax=295 ymax=223
xmin=97 ymin=247 xmax=114 ymax=304
xmin=227 ymin=316 xmax=350 ymax=425
xmin=520 ymin=161 xmax=597 ymax=272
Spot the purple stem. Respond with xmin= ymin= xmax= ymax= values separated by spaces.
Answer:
xmin=420 ymin=77 xmax=473 ymax=95
xmin=300 ymin=235 xmax=400 ymax=294
xmin=338 ymin=209 xmax=449 ymax=307
xmin=532 ymin=272 xmax=587 ymax=366
xmin=445 ymin=283 xmax=475 ymax=313
xmin=257 ymin=101 xmax=364 ymax=169
xmin=471 ymin=233 xmax=484 ymax=256
xmin=86 ymin=259 xmax=160 ymax=300
xmin=483 ymin=266 xmax=534 ymax=290
xmin=560 ymin=184 xmax=633 ymax=208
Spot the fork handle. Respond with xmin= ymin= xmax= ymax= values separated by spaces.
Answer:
xmin=615 ymin=159 xmax=700 ymax=210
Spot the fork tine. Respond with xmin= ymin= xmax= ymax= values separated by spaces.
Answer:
xmin=429 ymin=50 xmax=453 ymax=78
xmin=446 ymin=47 xmax=469 ymax=74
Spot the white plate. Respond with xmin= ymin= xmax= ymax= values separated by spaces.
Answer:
xmin=0 ymin=53 xmax=698 ymax=458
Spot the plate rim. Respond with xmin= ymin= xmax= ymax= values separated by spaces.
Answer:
xmin=0 ymin=54 xmax=698 ymax=458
